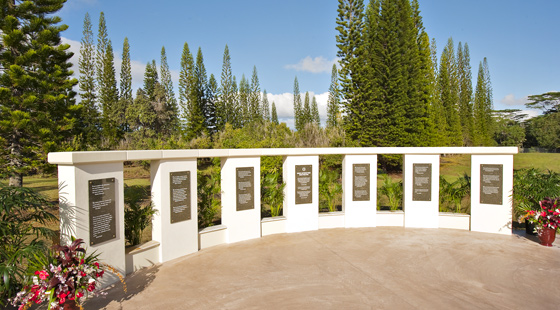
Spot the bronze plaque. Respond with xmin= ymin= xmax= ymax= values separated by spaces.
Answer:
xmin=295 ymin=165 xmax=313 ymax=204
xmin=88 ymin=178 xmax=116 ymax=245
xmin=480 ymin=164 xmax=503 ymax=205
xmin=353 ymin=164 xmax=370 ymax=201
xmin=413 ymin=163 xmax=432 ymax=201
xmin=170 ymin=171 xmax=191 ymax=223
xmin=236 ymin=167 xmax=254 ymax=211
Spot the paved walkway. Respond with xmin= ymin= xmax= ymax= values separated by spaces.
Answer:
xmin=86 ymin=228 xmax=560 ymax=309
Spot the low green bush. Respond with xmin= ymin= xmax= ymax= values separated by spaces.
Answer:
xmin=0 ymin=185 xmax=56 ymax=306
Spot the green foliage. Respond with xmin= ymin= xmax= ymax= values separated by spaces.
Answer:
xmin=524 ymin=113 xmax=560 ymax=151
xmin=493 ymin=110 xmax=526 ymax=147
xmin=271 ymin=102 xmax=279 ymax=124
xmin=160 ymin=46 xmax=179 ymax=134
xmin=217 ymin=45 xmax=237 ymax=130
xmin=198 ymin=162 xmax=221 ymax=228
xmin=261 ymin=172 xmax=285 ymax=217
xmin=0 ymin=0 xmax=78 ymax=186
xmin=512 ymin=168 xmax=560 ymax=220
xmin=293 ymin=77 xmax=303 ymax=131
xmin=378 ymin=175 xmax=403 ymax=211
xmin=319 ymin=168 xmax=342 ymax=212
xmin=124 ymin=185 xmax=157 ymax=246
xmin=473 ymin=58 xmax=495 ymax=146
xmin=326 ymin=64 xmax=341 ymax=128
xmin=439 ymin=174 xmax=470 ymax=213
xmin=0 ymin=185 xmax=56 ymax=306
xmin=77 ymin=12 xmax=101 ymax=150
xmin=526 ymin=91 xmax=560 ymax=114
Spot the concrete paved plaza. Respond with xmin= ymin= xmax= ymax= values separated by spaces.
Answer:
xmin=87 ymin=227 xmax=560 ymax=309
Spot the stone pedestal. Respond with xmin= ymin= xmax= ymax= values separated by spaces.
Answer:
xmin=221 ymin=157 xmax=261 ymax=243
xmin=283 ymin=155 xmax=319 ymax=233
xmin=343 ymin=155 xmax=377 ymax=228
xmin=470 ymin=155 xmax=513 ymax=235
xmin=403 ymin=155 xmax=440 ymax=228
xmin=151 ymin=159 xmax=198 ymax=262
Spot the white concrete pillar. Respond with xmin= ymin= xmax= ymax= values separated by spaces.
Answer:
xmin=283 ymin=155 xmax=319 ymax=232
xmin=151 ymin=159 xmax=198 ymax=262
xmin=221 ymin=157 xmax=261 ymax=243
xmin=403 ymin=155 xmax=440 ymax=228
xmin=58 ymin=162 xmax=125 ymax=284
xmin=343 ymin=155 xmax=377 ymax=228
xmin=470 ymin=155 xmax=513 ymax=235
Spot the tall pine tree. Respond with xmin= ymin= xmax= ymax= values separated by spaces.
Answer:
xmin=311 ymin=96 xmax=320 ymax=126
xmin=457 ymin=42 xmax=474 ymax=145
xmin=473 ymin=57 xmax=494 ymax=145
xmin=179 ymin=42 xmax=194 ymax=130
xmin=271 ymin=102 xmax=279 ymax=124
xmin=160 ymin=46 xmax=179 ymax=134
xmin=326 ymin=64 xmax=341 ymax=128
xmin=0 ymin=0 xmax=78 ymax=186
xmin=249 ymin=66 xmax=261 ymax=123
xmin=262 ymin=90 xmax=270 ymax=121
xmin=119 ymin=37 xmax=132 ymax=133
xmin=293 ymin=77 xmax=303 ymax=130
xmin=218 ymin=45 xmax=235 ymax=130
xmin=77 ymin=12 xmax=100 ymax=149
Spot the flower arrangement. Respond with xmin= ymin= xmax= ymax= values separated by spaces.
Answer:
xmin=522 ymin=197 xmax=560 ymax=232
xmin=10 ymin=238 xmax=124 ymax=310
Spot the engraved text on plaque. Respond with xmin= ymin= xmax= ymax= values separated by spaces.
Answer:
xmin=236 ymin=167 xmax=254 ymax=211
xmin=170 ymin=171 xmax=191 ymax=223
xmin=89 ymin=178 xmax=116 ymax=245
xmin=480 ymin=164 xmax=503 ymax=205
xmin=353 ymin=164 xmax=370 ymax=201
xmin=295 ymin=165 xmax=312 ymax=204
xmin=413 ymin=163 xmax=432 ymax=201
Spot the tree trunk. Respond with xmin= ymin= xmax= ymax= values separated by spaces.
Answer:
xmin=9 ymin=173 xmax=23 ymax=187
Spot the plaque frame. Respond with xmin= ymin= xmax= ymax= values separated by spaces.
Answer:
xmin=295 ymin=165 xmax=313 ymax=204
xmin=352 ymin=163 xmax=370 ymax=201
xmin=88 ymin=178 xmax=116 ymax=246
xmin=170 ymin=171 xmax=191 ymax=223
xmin=236 ymin=167 xmax=255 ymax=211
xmin=480 ymin=164 xmax=503 ymax=205
xmin=412 ymin=163 xmax=432 ymax=202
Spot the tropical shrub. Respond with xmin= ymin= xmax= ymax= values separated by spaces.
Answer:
xmin=0 ymin=185 xmax=56 ymax=306
xmin=198 ymin=161 xmax=221 ymax=228
xmin=124 ymin=185 xmax=157 ymax=246
xmin=512 ymin=168 xmax=560 ymax=219
xmin=379 ymin=175 xmax=403 ymax=211
xmin=439 ymin=174 xmax=471 ymax=213
xmin=261 ymin=171 xmax=285 ymax=217
xmin=319 ymin=168 xmax=342 ymax=212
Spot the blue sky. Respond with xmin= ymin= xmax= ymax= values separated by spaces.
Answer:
xmin=59 ymin=0 xmax=560 ymax=125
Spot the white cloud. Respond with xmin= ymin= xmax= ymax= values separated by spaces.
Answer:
xmin=266 ymin=91 xmax=330 ymax=128
xmin=500 ymin=94 xmax=529 ymax=106
xmin=285 ymin=56 xmax=336 ymax=74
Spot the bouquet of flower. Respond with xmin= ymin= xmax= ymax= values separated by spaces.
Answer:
xmin=523 ymin=197 xmax=560 ymax=232
xmin=10 ymin=238 xmax=106 ymax=310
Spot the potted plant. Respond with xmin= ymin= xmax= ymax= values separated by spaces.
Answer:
xmin=10 ymin=238 xmax=125 ymax=310
xmin=512 ymin=168 xmax=560 ymax=235
xmin=521 ymin=197 xmax=560 ymax=247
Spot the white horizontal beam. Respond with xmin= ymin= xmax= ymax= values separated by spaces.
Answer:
xmin=48 ymin=147 xmax=518 ymax=165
